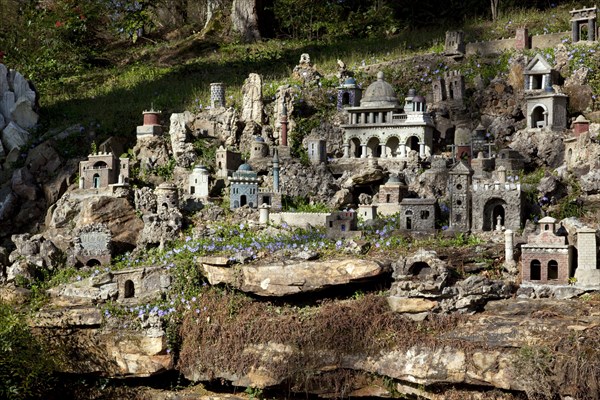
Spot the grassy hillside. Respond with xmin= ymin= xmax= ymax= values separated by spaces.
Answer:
xmin=32 ymin=3 xmax=579 ymax=155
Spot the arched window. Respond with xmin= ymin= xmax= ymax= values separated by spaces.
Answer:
xmin=548 ymin=260 xmax=559 ymax=280
xmin=530 ymin=260 xmax=541 ymax=280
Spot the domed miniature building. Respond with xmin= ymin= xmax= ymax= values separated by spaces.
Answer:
xmin=340 ymin=71 xmax=434 ymax=160
xmin=229 ymin=163 xmax=261 ymax=209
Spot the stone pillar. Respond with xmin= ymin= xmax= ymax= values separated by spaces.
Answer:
xmin=399 ymin=144 xmax=406 ymax=158
xmin=259 ymin=204 xmax=270 ymax=224
xmin=343 ymin=143 xmax=350 ymax=158
xmin=572 ymin=22 xmax=579 ymax=42
xmin=79 ymin=176 xmax=85 ymax=189
xmin=590 ymin=19 xmax=596 ymax=41
xmin=280 ymin=102 xmax=288 ymax=147
xmin=504 ymin=229 xmax=515 ymax=269
xmin=419 ymin=142 xmax=425 ymax=158
xmin=380 ymin=144 xmax=387 ymax=158
xmin=351 ymin=113 xmax=356 ymax=124
xmin=272 ymin=149 xmax=280 ymax=193
xmin=210 ymin=83 xmax=226 ymax=108
xmin=498 ymin=166 xmax=506 ymax=183
xmin=577 ymin=228 xmax=597 ymax=270
xmin=361 ymin=144 xmax=367 ymax=158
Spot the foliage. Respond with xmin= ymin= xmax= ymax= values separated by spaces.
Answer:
xmin=0 ymin=303 xmax=56 ymax=399
xmin=282 ymin=196 xmax=330 ymax=213
xmin=155 ymin=158 xmax=176 ymax=180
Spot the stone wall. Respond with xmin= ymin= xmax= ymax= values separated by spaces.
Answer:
xmin=269 ymin=212 xmax=329 ymax=228
xmin=464 ymin=31 xmax=568 ymax=56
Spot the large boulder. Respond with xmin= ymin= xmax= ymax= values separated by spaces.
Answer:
xmin=10 ymin=97 xmax=38 ymax=129
xmin=1 ymin=121 xmax=30 ymax=152
xmin=169 ymin=112 xmax=196 ymax=168
xmin=201 ymin=258 xmax=389 ymax=296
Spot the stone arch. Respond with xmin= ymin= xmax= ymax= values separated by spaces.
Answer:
xmin=530 ymin=104 xmax=547 ymax=128
xmin=482 ymin=198 xmax=507 ymax=231
xmin=366 ymin=137 xmax=381 ymax=157
xmin=547 ymin=260 xmax=559 ymax=280
xmin=530 ymin=260 xmax=541 ymax=280
xmin=386 ymin=136 xmax=400 ymax=157
xmin=408 ymin=261 xmax=433 ymax=277
xmin=93 ymin=173 xmax=101 ymax=189
xmin=567 ymin=148 xmax=573 ymax=164
xmin=86 ymin=259 xmax=101 ymax=267
xmin=93 ymin=161 xmax=108 ymax=168
xmin=350 ymin=137 xmax=362 ymax=158
xmin=406 ymin=135 xmax=420 ymax=152
xmin=341 ymin=92 xmax=350 ymax=106
xmin=405 ymin=209 xmax=413 ymax=230
xmin=124 ymin=280 xmax=135 ymax=298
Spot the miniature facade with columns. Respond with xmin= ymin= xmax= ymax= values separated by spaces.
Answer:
xmin=341 ymin=72 xmax=434 ymax=160
xmin=570 ymin=6 xmax=597 ymax=43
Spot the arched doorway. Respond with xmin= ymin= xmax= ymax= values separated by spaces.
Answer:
xmin=482 ymin=198 xmax=507 ymax=231
xmin=124 ymin=280 xmax=135 ymax=298
xmin=406 ymin=136 xmax=420 ymax=153
xmin=86 ymin=259 xmax=101 ymax=267
xmin=240 ymin=195 xmax=247 ymax=207
xmin=342 ymin=92 xmax=350 ymax=106
xmin=386 ymin=137 xmax=399 ymax=157
xmin=366 ymin=137 xmax=381 ymax=157
xmin=350 ymin=138 xmax=361 ymax=158
xmin=93 ymin=173 xmax=101 ymax=188
xmin=405 ymin=209 xmax=413 ymax=230
xmin=530 ymin=260 xmax=541 ymax=280
xmin=531 ymin=105 xmax=546 ymax=128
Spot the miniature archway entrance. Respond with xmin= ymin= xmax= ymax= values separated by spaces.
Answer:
xmin=405 ymin=209 xmax=413 ymax=230
xmin=548 ymin=260 xmax=559 ymax=280
xmin=350 ymin=138 xmax=361 ymax=158
xmin=409 ymin=261 xmax=432 ymax=277
xmin=531 ymin=105 xmax=547 ymax=128
xmin=86 ymin=259 xmax=101 ymax=267
xmin=482 ymin=198 xmax=507 ymax=231
xmin=367 ymin=137 xmax=381 ymax=157
xmin=93 ymin=173 xmax=101 ymax=189
xmin=124 ymin=280 xmax=135 ymax=298
xmin=386 ymin=137 xmax=399 ymax=157
xmin=341 ymin=92 xmax=350 ymax=106
xmin=240 ymin=195 xmax=247 ymax=207
xmin=406 ymin=136 xmax=420 ymax=153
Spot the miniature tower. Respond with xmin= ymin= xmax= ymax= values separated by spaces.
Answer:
xmin=336 ymin=77 xmax=362 ymax=110
xmin=136 ymin=108 xmax=162 ymax=138
xmin=210 ymin=82 xmax=226 ymax=108
xmin=575 ymin=227 xmax=600 ymax=286
xmin=250 ymin=136 xmax=269 ymax=159
xmin=306 ymin=136 xmax=327 ymax=165
xmin=449 ymin=160 xmax=473 ymax=232
xmin=272 ymin=148 xmax=280 ymax=193
xmin=573 ymin=115 xmax=590 ymax=137
xmin=280 ymin=100 xmax=288 ymax=147
xmin=155 ymin=183 xmax=179 ymax=210
xmin=189 ymin=164 xmax=210 ymax=198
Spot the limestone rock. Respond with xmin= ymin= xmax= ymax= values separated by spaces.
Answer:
xmin=10 ymin=97 xmax=38 ymax=129
xmin=510 ymin=128 xmax=564 ymax=168
xmin=241 ymin=73 xmax=263 ymax=124
xmin=329 ymin=188 xmax=353 ymax=209
xmin=11 ymin=167 xmax=39 ymax=201
xmin=25 ymin=141 xmax=62 ymax=177
xmin=12 ymin=71 xmax=36 ymax=104
xmin=169 ymin=112 xmax=196 ymax=168
xmin=0 ymin=64 xmax=8 ymax=95
xmin=201 ymin=258 xmax=388 ymax=296
xmin=0 ymin=91 xmax=14 ymax=121
xmin=0 ymin=112 xmax=5 ymax=132
xmin=1 ymin=121 xmax=30 ymax=152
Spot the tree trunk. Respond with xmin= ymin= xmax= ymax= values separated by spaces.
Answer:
xmin=490 ymin=0 xmax=499 ymax=21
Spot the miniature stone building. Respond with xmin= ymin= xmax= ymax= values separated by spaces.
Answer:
xmin=574 ymin=227 xmax=600 ymax=287
xmin=524 ymin=54 xmax=568 ymax=130
xmin=470 ymin=152 xmax=495 ymax=179
xmin=79 ymin=152 xmax=129 ymax=189
xmin=250 ymin=136 xmax=269 ymax=159
xmin=358 ymin=204 xmax=377 ymax=221
xmin=444 ymin=31 xmax=465 ymax=58
xmin=341 ymin=72 xmax=434 ymax=159
xmin=215 ymin=145 xmax=243 ymax=178
xmin=337 ymin=77 xmax=362 ymax=110
xmin=453 ymin=127 xmax=472 ymax=161
xmin=495 ymin=149 xmax=525 ymax=173
xmin=136 ymin=109 xmax=162 ymax=138
xmin=73 ymin=223 xmax=112 ymax=266
xmin=449 ymin=161 xmax=473 ymax=232
xmin=229 ymin=163 xmax=260 ymax=209
xmin=155 ymin=183 xmax=179 ymax=210
xmin=325 ymin=210 xmax=361 ymax=239
xmin=432 ymin=71 xmax=465 ymax=103
xmin=570 ymin=6 xmax=597 ymax=42
xmin=471 ymin=170 xmax=522 ymax=231
xmin=521 ymin=217 xmax=572 ymax=285
xmin=515 ymin=27 xmax=530 ymax=50
xmin=111 ymin=266 xmax=171 ymax=303
xmin=189 ymin=164 xmax=210 ymax=198
xmin=573 ymin=114 xmax=590 ymax=137
xmin=210 ymin=82 xmax=226 ymax=108
xmin=399 ymin=198 xmax=436 ymax=231
xmin=374 ymin=175 xmax=407 ymax=216
xmin=306 ymin=135 xmax=327 ymax=164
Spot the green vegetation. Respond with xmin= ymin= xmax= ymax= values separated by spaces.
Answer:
xmin=282 ymin=196 xmax=331 ymax=213
xmin=0 ymin=303 xmax=57 ymax=399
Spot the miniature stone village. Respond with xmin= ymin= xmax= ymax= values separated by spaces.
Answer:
xmin=2 ymin=7 xmax=600 ymax=305
xmin=2 ymin=7 xmax=600 ymax=398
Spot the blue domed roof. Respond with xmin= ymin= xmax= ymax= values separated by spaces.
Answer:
xmin=344 ymin=77 xmax=356 ymax=85
xmin=255 ymin=136 xmax=265 ymax=142
xmin=238 ymin=163 xmax=253 ymax=171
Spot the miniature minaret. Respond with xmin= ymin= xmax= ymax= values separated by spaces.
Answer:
xmin=280 ymin=100 xmax=288 ymax=147
xmin=272 ymin=148 xmax=280 ymax=193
